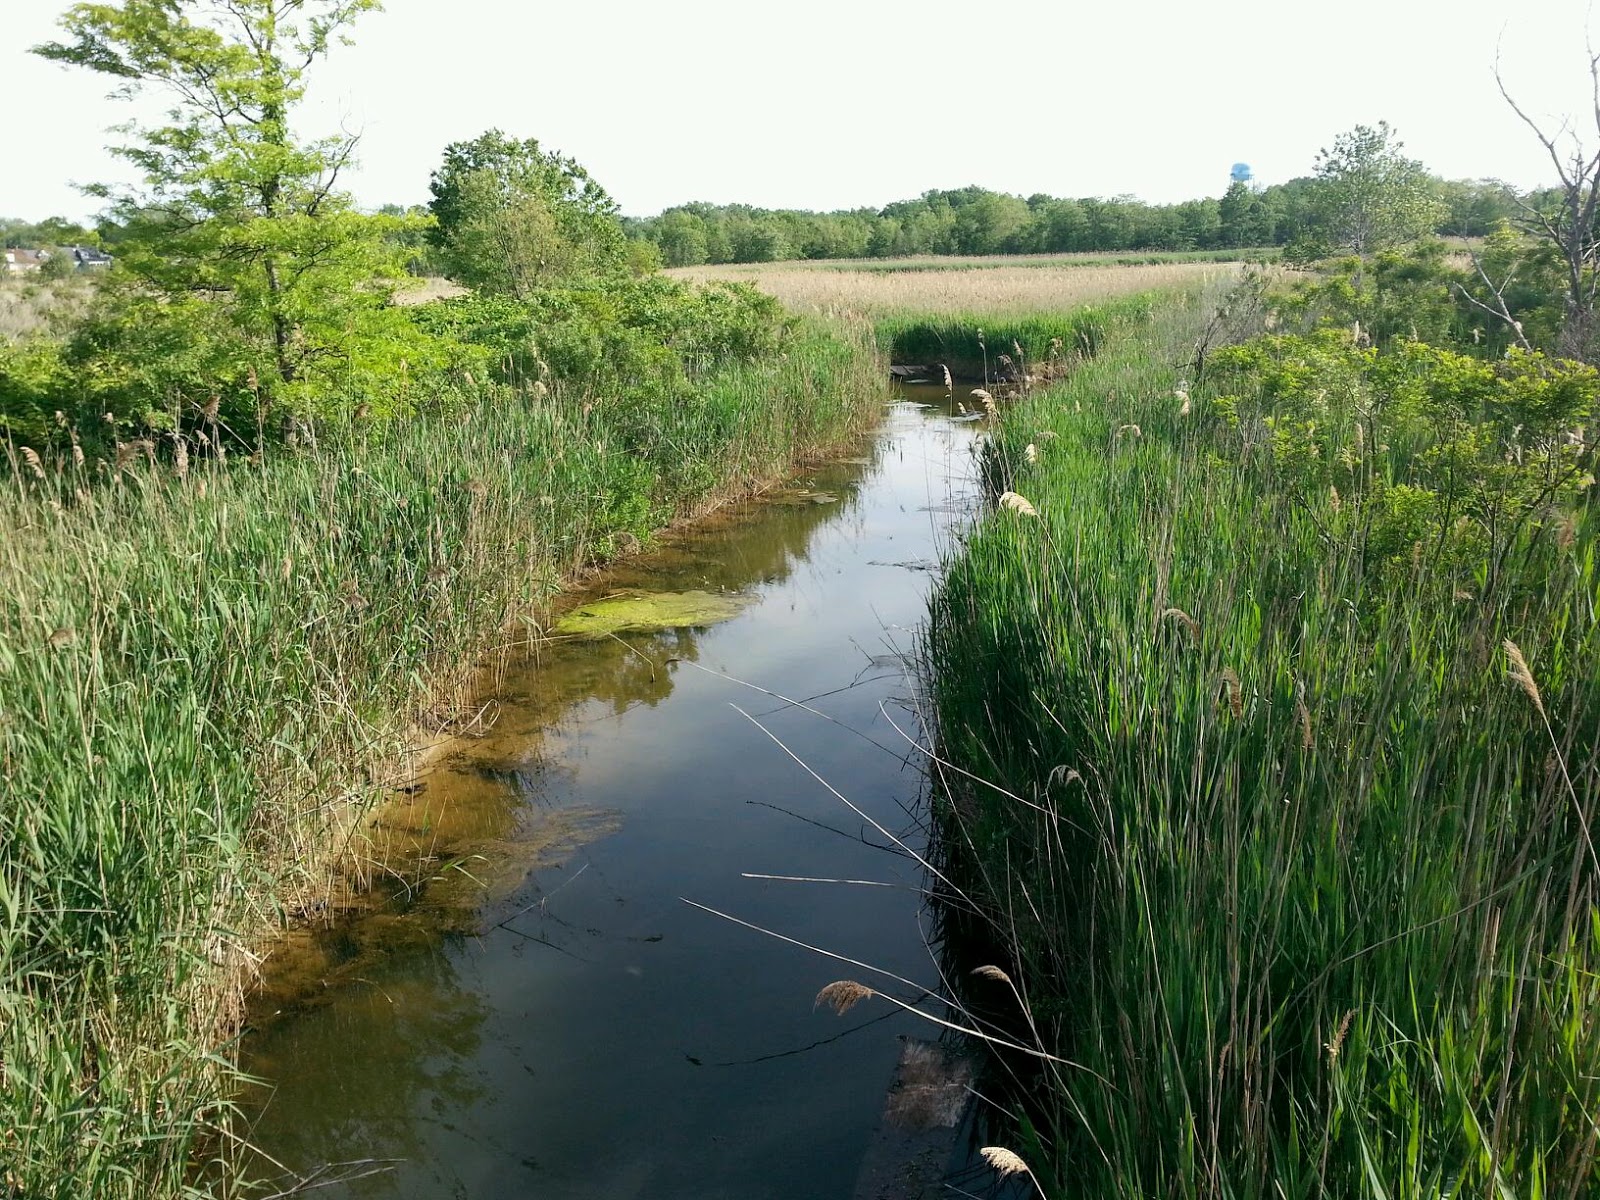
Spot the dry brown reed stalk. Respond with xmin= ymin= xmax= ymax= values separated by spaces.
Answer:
xmin=815 ymin=980 xmax=875 ymax=1014
xmin=1220 ymin=668 xmax=1243 ymax=717
xmin=1162 ymin=607 xmax=1200 ymax=641
xmin=1000 ymin=492 xmax=1039 ymax=517
xmin=1503 ymin=639 xmax=1545 ymax=719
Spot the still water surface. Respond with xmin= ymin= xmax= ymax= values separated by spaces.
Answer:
xmin=242 ymin=387 xmax=980 ymax=1198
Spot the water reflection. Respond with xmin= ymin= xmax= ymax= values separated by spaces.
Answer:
xmin=241 ymin=391 xmax=980 ymax=1199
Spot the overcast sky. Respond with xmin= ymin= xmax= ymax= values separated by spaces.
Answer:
xmin=4 ymin=0 xmax=1599 ymax=222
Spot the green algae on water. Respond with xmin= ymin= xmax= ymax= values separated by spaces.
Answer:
xmin=552 ymin=590 xmax=754 ymax=639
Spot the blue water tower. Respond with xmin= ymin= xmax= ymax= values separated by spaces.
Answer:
xmin=1230 ymin=162 xmax=1254 ymax=185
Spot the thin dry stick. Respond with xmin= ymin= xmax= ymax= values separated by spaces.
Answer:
xmin=681 ymin=898 xmax=1107 ymax=1075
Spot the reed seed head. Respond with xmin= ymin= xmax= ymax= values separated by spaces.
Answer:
xmin=1503 ymin=639 xmax=1546 ymax=719
xmin=980 ymin=1147 xmax=1031 ymax=1177
xmin=972 ymin=965 xmax=1014 ymax=985
xmin=1000 ymin=492 xmax=1038 ymax=517
xmin=1326 ymin=1009 xmax=1355 ymax=1063
xmin=1220 ymin=668 xmax=1243 ymax=717
xmin=1162 ymin=607 xmax=1200 ymax=640
xmin=815 ymin=980 xmax=874 ymax=1015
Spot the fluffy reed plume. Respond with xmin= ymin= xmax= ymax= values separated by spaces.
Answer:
xmin=1162 ymin=607 xmax=1200 ymax=640
xmin=1329 ymin=486 xmax=1341 ymax=513
xmin=1036 ymin=430 xmax=1058 ymax=441
xmin=465 ymin=479 xmax=488 ymax=500
xmin=971 ymin=388 xmax=996 ymax=416
xmin=1220 ymin=668 xmax=1243 ymax=717
xmin=48 ymin=626 xmax=76 ymax=649
xmin=1116 ymin=423 xmax=1142 ymax=440
xmin=1295 ymin=679 xmax=1314 ymax=750
xmin=1024 ymin=443 xmax=1038 ymax=464
xmin=20 ymin=447 xmax=44 ymax=480
xmin=942 ymin=365 xmax=953 ymax=393
xmin=1503 ymin=639 xmax=1545 ymax=719
xmin=1000 ymin=492 xmax=1039 ymax=517
xmin=173 ymin=435 xmax=189 ymax=481
xmin=972 ymin=965 xmax=1014 ymax=984
xmin=815 ymin=980 xmax=874 ymax=1015
xmin=1175 ymin=380 xmax=1191 ymax=416
xmin=201 ymin=394 xmax=220 ymax=421
xmin=981 ymin=1147 xmax=1032 ymax=1177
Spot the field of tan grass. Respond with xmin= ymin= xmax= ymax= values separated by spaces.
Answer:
xmin=668 ymin=260 xmax=1245 ymax=318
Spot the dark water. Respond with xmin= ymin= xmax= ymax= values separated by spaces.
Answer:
xmin=241 ymin=387 xmax=982 ymax=1199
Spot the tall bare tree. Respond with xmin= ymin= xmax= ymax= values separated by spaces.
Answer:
xmin=1496 ymin=46 xmax=1600 ymax=359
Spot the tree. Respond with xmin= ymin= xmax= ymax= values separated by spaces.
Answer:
xmin=1308 ymin=122 xmax=1445 ymax=255
xmin=1496 ymin=51 xmax=1600 ymax=360
xmin=1219 ymin=180 xmax=1272 ymax=248
xmin=36 ymin=0 xmax=431 ymax=426
xmin=428 ymin=130 xmax=627 ymax=295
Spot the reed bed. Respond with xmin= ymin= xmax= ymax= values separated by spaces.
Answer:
xmin=0 ymin=320 xmax=883 ymax=1199
xmin=925 ymin=294 xmax=1600 ymax=1196
xmin=668 ymin=261 xmax=1242 ymax=320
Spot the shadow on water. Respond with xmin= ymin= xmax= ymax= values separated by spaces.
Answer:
xmin=239 ymin=386 xmax=988 ymax=1199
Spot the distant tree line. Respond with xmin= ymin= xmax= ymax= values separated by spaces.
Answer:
xmin=624 ymin=176 xmax=1522 ymax=266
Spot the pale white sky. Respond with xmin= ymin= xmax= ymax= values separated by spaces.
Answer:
xmin=3 ymin=0 xmax=1598 ymax=222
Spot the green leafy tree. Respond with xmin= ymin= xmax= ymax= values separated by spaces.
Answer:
xmin=1308 ymin=122 xmax=1446 ymax=255
xmin=36 ymin=0 xmax=434 ymax=429
xmin=428 ymin=130 xmax=627 ymax=295
xmin=1219 ymin=180 xmax=1273 ymax=247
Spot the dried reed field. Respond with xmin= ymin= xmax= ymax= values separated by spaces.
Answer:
xmin=669 ymin=260 xmax=1243 ymax=318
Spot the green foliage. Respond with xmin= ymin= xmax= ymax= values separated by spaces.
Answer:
xmin=927 ymin=289 xmax=1600 ymax=1199
xmin=427 ymin=130 xmax=628 ymax=295
xmin=0 ymin=303 xmax=884 ymax=1199
xmin=1209 ymin=329 xmax=1599 ymax=588
xmin=1275 ymin=231 xmax=1567 ymax=361
xmin=1306 ymin=122 xmax=1447 ymax=255
xmin=33 ymin=0 xmax=441 ymax=432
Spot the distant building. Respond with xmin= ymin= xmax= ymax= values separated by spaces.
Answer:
xmin=3 ymin=248 xmax=49 ymax=275
xmin=69 ymin=246 xmax=113 ymax=270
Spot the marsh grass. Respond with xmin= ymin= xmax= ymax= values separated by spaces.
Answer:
xmin=924 ymin=292 xmax=1600 ymax=1196
xmin=668 ymin=261 xmax=1244 ymax=321
xmin=0 ymin=320 xmax=884 ymax=1199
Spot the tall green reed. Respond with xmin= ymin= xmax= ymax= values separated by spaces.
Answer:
xmin=925 ymin=293 xmax=1600 ymax=1197
xmin=0 ymin=318 xmax=884 ymax=1199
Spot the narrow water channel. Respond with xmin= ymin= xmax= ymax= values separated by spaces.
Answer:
xmin=241 ymin=386 xmax=981 ymax=1199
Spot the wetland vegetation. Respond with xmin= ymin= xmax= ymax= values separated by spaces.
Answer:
xmin=4 ymin=2 xmax=1600 ymax=1198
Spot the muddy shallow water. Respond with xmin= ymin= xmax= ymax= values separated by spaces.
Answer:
xmin=240 ymin=386 xmax=981 ymax=1199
